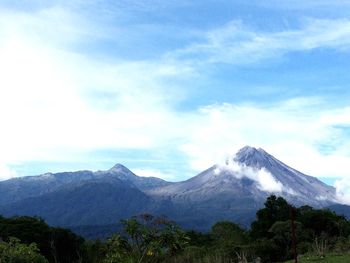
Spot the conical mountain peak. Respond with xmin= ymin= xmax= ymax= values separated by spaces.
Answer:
xmin=108 ymin=163 xmax=132 ymax=173
xmin=233 ymin=146 xmax=272 ymax=168
xmin=236 ymin=146 xmax=260 ymax=156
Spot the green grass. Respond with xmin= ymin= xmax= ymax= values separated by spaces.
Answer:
xmin=285 ymin=253 xmax=350 ymax=263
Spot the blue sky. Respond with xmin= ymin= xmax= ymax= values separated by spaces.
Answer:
xmin=0 ymin=1 xmax=350 ymax=194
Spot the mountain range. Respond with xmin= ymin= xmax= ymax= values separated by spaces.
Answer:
xmin=0 ymin=146 xmax=347 ymax=237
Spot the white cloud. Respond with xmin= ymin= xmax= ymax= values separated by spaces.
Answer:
xmin=0 ymin=7 xmax=189 ymax=166
xmin=334 ymin=178 xmax=350 ymax=205
xmin=215 ymin=160 xmax=283 ymax=193
xmin=168 ymin=18 xmax=350 ymax=65
xmin=131 ymin=168 xmax=177 ymax=181
xmin=0 ymin=6 xmax=97 ymax=49
xmin=179 ymin=101 xmax=350 ymax=180
xmin=255 ymin=169 xmax=283 ymax=193
xmin=0 ymin=2 xmax=349 ymax=195
xmin=0 ymin=41 xmax=187 ymax=163
xmin=0 ymin=163 xmax=17 ymax=181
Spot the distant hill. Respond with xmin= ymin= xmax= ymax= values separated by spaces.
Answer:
xmin=327 ymin=204 xmax=350 ymax=219
xmin=0 ymin=164 xmax=170 ymax=207
xmin=69 ymin=224 xmax=123 ymax=240
xmin=0 ymin=177 xmax=158 ymax=226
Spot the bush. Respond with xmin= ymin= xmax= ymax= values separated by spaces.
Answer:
xmin=0 ymin=237 xmax=48 ymax=263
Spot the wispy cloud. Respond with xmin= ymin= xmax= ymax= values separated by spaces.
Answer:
xmin=249 ymin=0 xmax=350 ymax=10
xmin=215 ymin=160 xmax=284 ymax=193
xmin=179 ymin=100 xmax=350 ymax=179
xmin=335 ymin=178 xmax=350 ymax=205
xmin=0 ymin=6 xmax=189 ymax=175
xmin=131 ymin=168 xmax=177 ymax=181
xmin=0 ymin=6 xmax=100 ymax=49
xmin=167 ymin=18 xmax=350 ymax=65
xmin=0 ymin=163 xmax=17 ymax=181
xmin=0 ymin=1 xmax=349 ymax=192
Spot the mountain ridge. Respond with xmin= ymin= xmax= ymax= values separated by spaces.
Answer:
xmin=0 ymin=146 xmax=341 ymax=234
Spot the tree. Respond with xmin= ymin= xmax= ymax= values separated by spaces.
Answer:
xmin=0 ymin=216 xmax=52 ymax=259
xmin=268 ymin=220 xmax=303 ymax=260
xmin=211 ymin=221 xmax=248 ymax=245
xmin=297 ymin=208 xmax=350 ymax=238
xmin=0 ymin=215 xmax=86 ymax=262
xmin=119 ymin=214 xmax=189 ymax=262
xmin=50 ymin=227 xmax=85 ymax=263
xmin=103 ymin=234 xmax=130 ymax=263
xmin=84 ymin=239 xmax=106 ymax=263
xmin=185 ymin=230 xmax=213 ymax=247
xmin=210 ymin=221 xmax=251 ymax=261
xmin=0 ymin=237 xmax=48 ymax=263
xmin=250 ymin=195 xmax=292 ymax=239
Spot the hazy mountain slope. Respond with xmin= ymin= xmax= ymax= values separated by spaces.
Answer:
xmin=148 ymin=146 xmax=336 ymax=227
xmin=0 ymin=177 xmax=157 ymax=226
xmin=0 ymin=146 xmax=339 ymax=233
xmin=328 ymin=204 xmax=350 ymax=219
xmin=95 ymin=164 xmax=172 ymax=190
xmin=0 ymin=164 xmax=171 ymax=206
xmin=0 ymin=170 xmax=95 ymax=205
xmin=233 ymin=146 xmax=335 ymax=207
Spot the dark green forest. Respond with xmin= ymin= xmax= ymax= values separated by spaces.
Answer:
xmin=1 ymin=195 xmax=350 ymax=263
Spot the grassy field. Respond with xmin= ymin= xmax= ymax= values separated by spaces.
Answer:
xmin=285 ymin=253 xmax=350 ymax=263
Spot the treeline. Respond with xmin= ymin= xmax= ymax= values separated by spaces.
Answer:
xmin=170 ymin=195 xmax=350 ymax=262
xmin=1 ymin=195 xmax=350 ymax=262
xmin=0 ymin=216 xmax=84 ymax=262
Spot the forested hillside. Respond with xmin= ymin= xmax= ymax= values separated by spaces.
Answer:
xmin=1 ymin=195 xmax=350 ymax=262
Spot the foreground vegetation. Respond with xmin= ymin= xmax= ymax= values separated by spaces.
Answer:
xmin=1 ymin=195 xmax=350 ymax=262
xmin=285 ymin=253 xmax=350 ymax=262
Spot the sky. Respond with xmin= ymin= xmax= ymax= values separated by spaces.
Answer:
xmin=0 ymin=1 xmax=350 ymax=194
